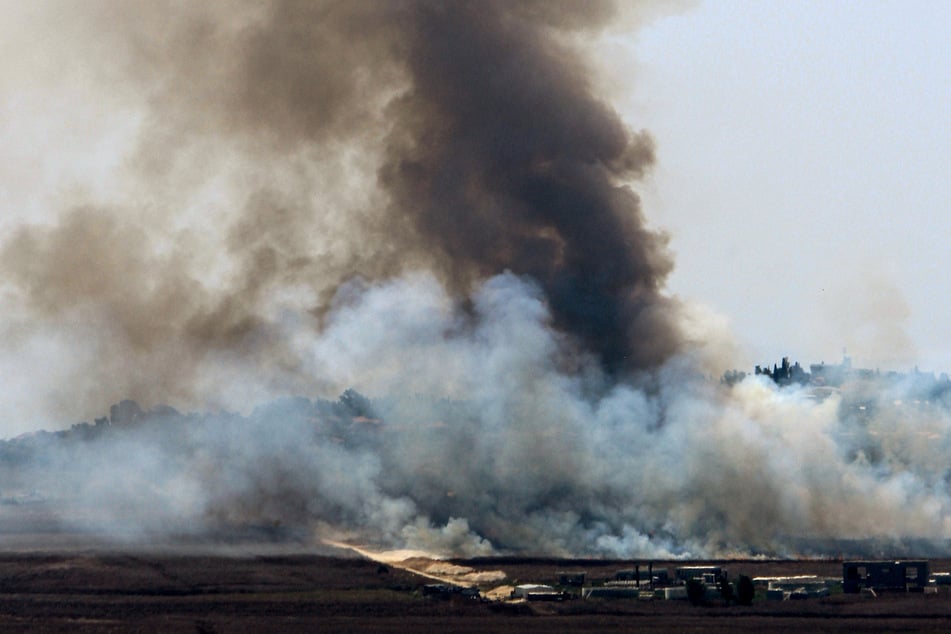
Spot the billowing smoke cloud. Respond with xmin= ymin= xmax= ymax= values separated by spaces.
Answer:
xmin=6 ymin=274 xmax=951 ymax=558
xmin=376 ymin=2 xmax=676 ymax=373
xmin=0 ymin=0 xmax=677 ymax=428
xmin=1 ymin=0 xmax=950 ymax=559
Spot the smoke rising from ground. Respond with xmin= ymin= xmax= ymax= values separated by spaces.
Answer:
xmin=6 ymin=273 xmax=951 ymax=558
xmin=1 ymin=1 xmax=950 ymax=558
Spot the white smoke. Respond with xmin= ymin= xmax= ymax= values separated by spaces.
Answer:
xmin=4 ymin=271 xmax=951 ymax=558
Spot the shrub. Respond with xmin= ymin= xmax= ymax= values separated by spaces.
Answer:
xmin=736 ymin=575 xmax=755 ymax=606
xmin=720 ymin=579 xmax=734 ymax=604
xmin=686 ymin=579 xmax=705 ymax=605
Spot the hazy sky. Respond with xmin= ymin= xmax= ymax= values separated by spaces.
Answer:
xmin=621 ymin=0 xmax=951 ymax=373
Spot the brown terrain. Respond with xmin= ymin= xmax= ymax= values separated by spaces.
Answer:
xmin=0 ymin=546 xmax=948 ymax=633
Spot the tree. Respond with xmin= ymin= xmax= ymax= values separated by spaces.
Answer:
xmin=719 ymin=577 xmax=734 ymax=604
xmin=339 ymin=388 xmax=374 ymax=418
xmin=736 ymin=575 xmax=755 ymax=606
xmin=686 ymin=579 xmax=705 ymax=606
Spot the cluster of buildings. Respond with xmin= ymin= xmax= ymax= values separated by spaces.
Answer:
xmin=475 ymin=559 xmax=946 ymax=604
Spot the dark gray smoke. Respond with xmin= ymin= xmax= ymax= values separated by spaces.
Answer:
xmin=377 ymin=2 xmax=676 ymax=373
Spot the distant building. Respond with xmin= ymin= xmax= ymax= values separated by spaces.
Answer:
xmin=842 ymin=560 xmax=929 ymax=593
xmin=582 ymin=586 xmax=640 ymax=599
xmin=726 ymin=354 xmax=951 ymax=403
xmin=511 ymin=584 xmax=563 ymax=601
xmin=614 ymin=565 xmax=668 ymax=586
xmin=758 ymin=576 xmax=832 ymax=600
xmin=675 ymin=566 xmax=727 ymax=586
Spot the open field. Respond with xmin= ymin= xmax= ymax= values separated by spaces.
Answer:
xmin=0 ymin=550 xmax=948 ymax=632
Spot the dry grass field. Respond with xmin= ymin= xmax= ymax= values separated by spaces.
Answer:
xmin=0 ymin=551 xmax=947 ymax=632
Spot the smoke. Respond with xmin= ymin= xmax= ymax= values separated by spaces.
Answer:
xmin=7 ymin=274 xmax=951 ymax=558
xmin=1 ymin=0 xmax=950 ymax=559
xmin=0 ymin=0 xmax=679 ymax=429
xmin=817 ymin=269 xmax=918 ymax=369
xmin=376 ymin=1 xmax=678 ymax=373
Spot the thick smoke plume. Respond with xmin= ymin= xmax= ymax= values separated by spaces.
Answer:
xmin=0 ymin=0 xmax=677 ymax=425
xmin=1 ymin=0 xmax=950 ymax=559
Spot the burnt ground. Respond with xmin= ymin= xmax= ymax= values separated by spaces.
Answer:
xmin=0 ymin=552 xmax=947 ymax=632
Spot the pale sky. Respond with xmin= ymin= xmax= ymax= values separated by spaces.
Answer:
xmin=624 ymin=0 xmax=951 ymax=373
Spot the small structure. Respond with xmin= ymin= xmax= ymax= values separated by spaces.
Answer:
xmin=582 ymin=586 xmax=640 ymax=600
xmin=511 ymin=584 xmax=564 ymax=601
xmin=614 ymin=564 xmax=669 ymax=586
xmin=842 ymin=560 xmax=929 ymax=593
xmin=676 ymin=566 xmax=727 ymax=586
xmin=758 ymin=576 xmax=832 ymax=600
xmin=930 ymin=572 xmax=951 ymax=585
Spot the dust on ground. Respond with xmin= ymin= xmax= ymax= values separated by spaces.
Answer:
xmin=324 ymin=539 xmax=507 ymax=589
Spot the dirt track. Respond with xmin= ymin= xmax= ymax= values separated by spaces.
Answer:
xmin=0 ymin=551 xmax=947 ymax=632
